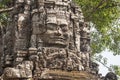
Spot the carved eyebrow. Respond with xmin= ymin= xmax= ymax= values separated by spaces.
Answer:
xmin=47 ymin=23 xmax=58 ymax=27
xmin=57 ymin=19 xmax=68 ymax=25
xmin=59 ymin=24 xmax=67 ymax=26
xmin=47 ymin=23 xmax=57 ymax=26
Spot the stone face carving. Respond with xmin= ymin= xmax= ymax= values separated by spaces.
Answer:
xmin=104 ymin=72 xmax=118 ymax=80
xmin=0 ymin=0 xmax=93 ymax=79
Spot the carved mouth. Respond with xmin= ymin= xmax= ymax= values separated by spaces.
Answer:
xmin=51 ymin=38 xmax=66 ymax=41
xmin=50 ymin=37 xmax=66 ymax=41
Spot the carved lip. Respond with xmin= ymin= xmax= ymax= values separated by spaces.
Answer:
xmin=50 ymin=37 xmax=66 ymax=41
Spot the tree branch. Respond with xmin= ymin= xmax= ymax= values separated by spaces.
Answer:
xmin=85 ymin=0 xmax=120 ymax=21
xmin=94 ymin=58 xmax=113 ymax=72
xmin=92 ymin=0 xmax=107 ymax=12
xmin=85 ymin=0 xmax=110 ymax=21
xmin=100 ymin=2 xmax=120 ymax=10
xmin=0 ymin=7 xmax=14 ymax=14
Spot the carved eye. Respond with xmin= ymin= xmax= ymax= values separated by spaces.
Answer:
xmin=47 ymin=23 xmax=57 ymax=30
xmin=60 ymin=25 xmax=68 ymax=32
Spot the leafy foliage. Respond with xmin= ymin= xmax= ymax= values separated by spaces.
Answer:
xmin=74 ymin=0 xmax=120 ymax=55
xmin=110 ymin=65 xmax=120 ymax=76
xmin=0 ymin=0 xmax=10 ymax=27
xmin=0 ymin=0 xmax=11 ymax=8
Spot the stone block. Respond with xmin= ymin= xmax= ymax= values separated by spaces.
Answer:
xmin=28 ymin=48 xmax=37 ymax=55
xmin=16 ymin=51 xmax=27 ymax=57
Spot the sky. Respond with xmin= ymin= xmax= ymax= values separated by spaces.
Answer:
xmin=98 ymin=49 xmax=120 ymax=76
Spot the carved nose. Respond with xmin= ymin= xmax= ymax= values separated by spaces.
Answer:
xmin=55 ymin=28 xmax=62 ymax=36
